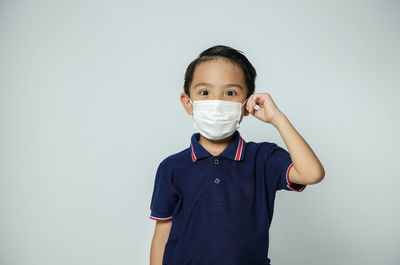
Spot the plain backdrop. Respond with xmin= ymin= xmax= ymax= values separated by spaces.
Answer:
xmin=1 ymin=0 xmax=399 ymax=264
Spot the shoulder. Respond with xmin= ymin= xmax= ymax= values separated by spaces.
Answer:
xmin=245 ymin=140 xmax=281 ymax=154
xmin=158 ymin=146 xmax=192 ymax=169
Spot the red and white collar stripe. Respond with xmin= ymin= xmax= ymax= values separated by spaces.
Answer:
xmin=234 ymin=136 xmax=244 ymax=161
xmin=190 ymin=141 xmax=197 ymax=162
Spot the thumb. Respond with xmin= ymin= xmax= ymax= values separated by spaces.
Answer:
xmin=251 ymin=108 xmax=265 ymax=121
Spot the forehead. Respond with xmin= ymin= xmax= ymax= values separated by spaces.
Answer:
xmin=191 ymin=58 xmax=246 ymax=88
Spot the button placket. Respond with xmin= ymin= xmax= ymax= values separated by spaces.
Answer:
xmin=209 ymin=157 xmax=225 ymax=211
xmin=208 ymin=156 xmax=225 ymax=212
xmin=212 ymin=157 xmax=221 ymax=184
xmin=212 ymin=158 xmax=221 ymax=184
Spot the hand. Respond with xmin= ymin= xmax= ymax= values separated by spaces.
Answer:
xmin=245 ymin=93 xmax=284 ymax=125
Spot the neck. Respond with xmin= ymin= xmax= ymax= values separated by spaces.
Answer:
xmin=198 ymin=133 xmax=235 ymax=157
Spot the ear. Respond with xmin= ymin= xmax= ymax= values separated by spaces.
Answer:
xmin=243 ymin=107 xmax=250 ymax=116
xmin=243 ymin=98 xmax=250 ymax=116
xmin=180 ymin=92 xmax=193 ymax=115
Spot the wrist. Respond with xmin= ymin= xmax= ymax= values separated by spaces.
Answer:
xmin=271 ymin=112 xmax=287 ymax=128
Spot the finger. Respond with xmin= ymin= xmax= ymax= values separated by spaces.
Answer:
xmin=253 ymin=107 xmax=265 ymax=121
xmin=251 ymin=94 xmax=262 ymax=112
xmin=251 ymin=107 xmax=262 ymax=120
xmin=249 ymin=94 xmax=258 ymax=113
xmin=247 ymin=94 xmax=255 ymax=113
xmin=255 ymin=94 xmax=265 ymax=107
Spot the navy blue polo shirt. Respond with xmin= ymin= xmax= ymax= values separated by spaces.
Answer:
xmin=149 ymin=130 xmax=306 ymax=265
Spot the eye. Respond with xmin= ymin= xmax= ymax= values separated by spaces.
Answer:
xmin=200 ymin=90 xmax=209 ymax=96
xmin=225 ymin=90 xmax=236 ymax=96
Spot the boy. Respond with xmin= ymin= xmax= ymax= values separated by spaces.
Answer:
xmin=149 ymin=45 xmax=325 ymax=265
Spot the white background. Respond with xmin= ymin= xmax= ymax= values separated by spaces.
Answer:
xmin=1 ymin=0 xmax=399 ymax=264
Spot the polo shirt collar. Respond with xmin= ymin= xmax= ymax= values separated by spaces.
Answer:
xmin=190 ymin=130 xmax=246 ymax=162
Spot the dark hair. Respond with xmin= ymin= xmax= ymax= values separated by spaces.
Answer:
xmin=183 ymin=45 xmax=257 ymax=99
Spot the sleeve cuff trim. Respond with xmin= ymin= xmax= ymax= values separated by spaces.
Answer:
xmin=149 ymin=215 xmax=173 ymax=221
xmin=286 ymin=163 xmax=306 ymax=192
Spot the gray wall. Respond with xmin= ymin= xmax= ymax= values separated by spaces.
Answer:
xmin=1 ymin=0 xmax=399 ymax=264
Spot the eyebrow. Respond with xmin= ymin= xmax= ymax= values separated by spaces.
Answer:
xmin=193 ymin=82 xmax=243 ymax=90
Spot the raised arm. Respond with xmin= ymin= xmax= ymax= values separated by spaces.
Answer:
xmin=272 ymin=113 xmax=325 ymax=185
xmin=245 ymin=92 xmax=325 ymax=185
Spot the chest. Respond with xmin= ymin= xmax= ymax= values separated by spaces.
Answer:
xmin=172 ymin=156 xmax=267 ymax=211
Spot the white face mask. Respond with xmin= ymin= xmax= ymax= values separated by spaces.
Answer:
xmin=188 ymin=98 xmax=248 ymax=140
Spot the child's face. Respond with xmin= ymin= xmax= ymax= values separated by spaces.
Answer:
xmin=180 ymin=57 xmax=249 ymax=122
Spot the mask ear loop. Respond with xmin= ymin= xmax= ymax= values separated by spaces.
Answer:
xmin=188 ymin=97 xmax=193 ymax=106
xmin=241 ymin=98 xmax=248 ymax=108
xmin=235 ymin=98 xmax=248 ymax=128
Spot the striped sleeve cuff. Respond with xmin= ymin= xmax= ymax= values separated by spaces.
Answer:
xmin=149 ymin=215 xmax=173 ymax=221
xmin=286 ymin=163 xmax=307 ymax=192
xmin=149 ymin=210 xmax=173 ymax=221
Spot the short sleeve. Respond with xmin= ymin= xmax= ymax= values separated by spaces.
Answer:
xmin=266 ymin=144 xmax=306 ymax=192
xmin=149 ymin=160 xmax=178 ymax=221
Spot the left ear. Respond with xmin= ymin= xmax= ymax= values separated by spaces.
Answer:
xmin=243 ymin=98 xmax=250 ymax=116
xmin=243 ymin=107 xmax=250 ymax=116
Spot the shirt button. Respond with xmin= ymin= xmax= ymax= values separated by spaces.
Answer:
xmin=213 ymin=159 xmax=219 ymax=165
xmin=214 ymin=177 xmax=220 ymax=184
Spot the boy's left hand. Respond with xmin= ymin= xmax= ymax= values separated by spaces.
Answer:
xmin=245 ymin=93 xmax=284 ymax=125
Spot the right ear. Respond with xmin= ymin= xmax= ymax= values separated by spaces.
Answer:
xmin=180 ymin=92 xmax=193 ymax=115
